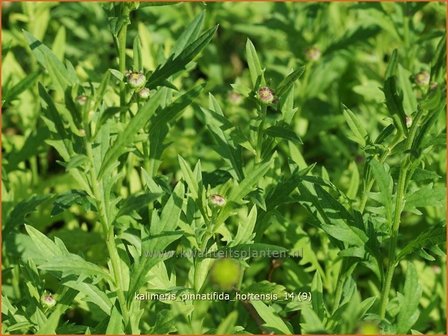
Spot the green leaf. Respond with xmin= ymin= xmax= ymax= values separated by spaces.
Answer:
xmin=51 ymin=190 xmax=92 ymax=216
xmin=369 ymin=159 xmax=393 ymax=224
xmin=229 ymin=159 xmax=272 ymax=203
xmin=178 ymin=156 xmax=200 ymax=199
xmin=127 ymin=231 xmax=182 ymax=301
xmin=276 ymin=67 xmax=305 ymax=98
xmin=300 ymin=304 xmax=327 ymax=333
xmin=232 ymin=205 xmax=257 ymax=246
xmin=342 ymin=105 xmax=368 ymax=146
xmin=147 ymin=25 xmax=217 ymax=88
xmin=64 ymin=281 xmax=113 ymax=315
xmin=25 ymin=224 xmax=67 ymax=260
xmin=398 ymin=64 xmax=418 ymax=115
xmin=133 ymin=36 xmax=142 ymax=71
xmin=397 ymin=263 xmax=422 ymax=333
xmin=251 ymin=300 xmax=292 ymax=334
xmin=397 ymin=224 xmax=446 ymax=262
xmin=38 ymin=255 xmax=113 ymax=282
xmin=246 ymin=38 xmax=265 ymax=88
xmin=172 ymin=11 xmax=205 ymax=57
xmin=23 ymin=30 xmax=77 ymax=94
xmin=405 ymin=184 xmax=446 ymax=210
xmin=2 ymin=71 xmax=41 ymax=105
xmin=116 ymin=192 xmax=162 ymax=219
xmin=98 ymin=89 xmax=165 ymax=178
xmin=106 ymin=305 xmax=125 ymax=334
xmin=216 ymin=311 xmax=238 ymax=335
xmin=7 ymin=195 xmax=51 ymax=228
xmin=383 ymin=49 xmax=407 ymax=134
xmin=311 ymin=272 xmax=327 ymax=321
xmin=265 ymin=124 xmax=303 ymax=144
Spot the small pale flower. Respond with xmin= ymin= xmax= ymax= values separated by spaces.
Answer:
xmin=305 ymin=46 xmax=321 ymax=62
xmin=210 ymin=194 xmax=226 ymax=207
xmin=257 ymin=86 xmax=275 ymax=104
xmin=76 ymin=95 xmax=88 ymax=106
xmin=415 ymin=71 xmax=430 ymax=86
xmin=138 ymin=87 xmax=150 ymax=99
xmin=41 ymin=293 xmax=56 ymax=308
xmin=127 ymin=71 xmax=146 ymax=88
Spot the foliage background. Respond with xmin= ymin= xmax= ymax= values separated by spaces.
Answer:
xmin=1 ymin=1 xmax=447 ymax=334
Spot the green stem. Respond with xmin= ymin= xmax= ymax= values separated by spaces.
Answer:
xmin=379 ymin=163 xmax=408 ymax=319
xmin=85 ymin=141 xmax=130 ymax=326
xmin=117 ymin=7 xmax=130 ymax=121
xmin=378 ymin=108 xmax=425 ymax=319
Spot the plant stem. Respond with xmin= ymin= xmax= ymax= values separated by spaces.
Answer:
xmin=85 ymin=140 xmax=130 ymax=326
xmin=378 ymin=108 xmax=424 ymax=319
xmin=117 ymin=6 xmax=131 ymax=121
xmin=379 ymin=162 xmax=408 ymax=319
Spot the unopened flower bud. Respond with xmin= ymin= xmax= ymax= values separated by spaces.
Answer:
xmin=210 ymin=194 xmax=226 ymax=207
xmin=357 ymin=322 xmax=380 ymax=335
xmin=138 ymin=88 xmax=150 ymax=99
xmin=405 ymin=116 xmax=413 ymax=128
xmin=227 ymin=91 xmax=242 ymax=105
xmin=415 ymin=71 xmax=430 ymax=86
xmin=257 ymin=86 xmax=275 ymax=104
xmin=306 ymin=46 xmax=321 ymax=62
xmin=41 ymin=293 xmax=56 ymax=308
xmin=126 ymin=71 xmax=146 ymax=88
xmin=76 ymin=95 xmax=88 ymax=106
xmin=78 ymin=129 xmax=86 ymax=137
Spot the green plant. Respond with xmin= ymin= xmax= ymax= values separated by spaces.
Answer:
xmin=2 ymin=2 xmax=446 ymax=334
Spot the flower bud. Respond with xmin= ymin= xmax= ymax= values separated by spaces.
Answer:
xmin=210 ymin=258 xmax=241 ymax=291
xmin=257 ymin=86 xmax=275 ymax=104
xmin=41 ymin=293 xmax=56 ymax=308
xmin=306 ymin=46 xmax=321 ymax=62
xmin=415 ymin=71 xmax=430 ymax=86
xmin=138 ymin=88 xmax=150 ymax=99
xmin=357 ymin=322 xmax=380 ymax=335
xmin=227 ymin=91 xmax=242 ymax=105
xmin=405 ymin=116 xmax=412 ymax=128
xmin=76 ymin=95 xmax=88 ymax=106
xmin=210 ymin=194 xmax=226 ymax=207
xmin=126 ymin=71 xmax=146 ymax=88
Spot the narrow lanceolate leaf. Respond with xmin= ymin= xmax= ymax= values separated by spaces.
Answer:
xmin=116 ymin=192 xmax=162 ymax=219
xmin=229 ymin=159 xmax=272 ymax=203
xmin=133 ymin=36 xmax=143 ymax=71
xmin=369 ymin=159 xmax=393 ymax=224
xmin=276 ymin=67 xmax=305 ymax=98
xmin=397 ymin=263 xmax=422 ymax=333
xmin=38 ymin=255 xmax=113 ymax=282
xmin=246 ymin=39 xmax=265 ymax=88
xmin=2 ymin=71 xmax=41 ymax=105
xmin=251 ymin=300 xmax=292 ymax=334
xmin=106 ymin=305 xmax=125 ymax=334
xmin=23 ymin=30 xmax=77 ymax=94
xmin=342 ymin=105 xmax=368 ymax=146
xmin=64 ymin=281 xmax=113 ymax=315
xmin=147 ymin=25 xmax=218 ymax=88
xmin=172 ymin=11 xmax=205 ymax=57
xmin=178 ymin=155 xmax=200 ymax=199
xmin=232 ymin=205 xmax=257 ymax=245
xmin=25 ymin=224 xmax=63 ymax=259
xmin=216 ymin=311 xmax=238 ymax=335
xmin=383 ymin=49 xmax=407 ymax=133
xmin=150 ymin=84 xmax=204 ymax=130
xmin=98 ymin=89 xmax=164 ymax=178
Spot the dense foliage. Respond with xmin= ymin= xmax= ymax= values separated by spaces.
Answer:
xmin=2 ymin=2 xmax=446 ymax=334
